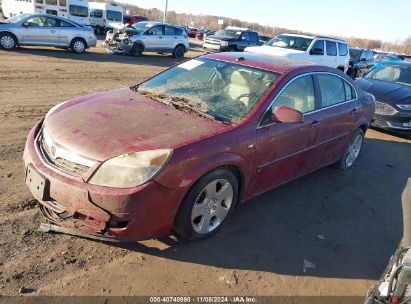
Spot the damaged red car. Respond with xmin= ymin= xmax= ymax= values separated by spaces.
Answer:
xmin=23 ymin=52 xmax=375 ymax=242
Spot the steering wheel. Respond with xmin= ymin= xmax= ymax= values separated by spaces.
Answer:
xmin=236 ymin=93 xmax=253 ymax=106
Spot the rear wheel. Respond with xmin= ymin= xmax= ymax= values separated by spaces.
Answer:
xmin=172 ymin=45 xmax=185 ymax=58
xmin=228 ymin=45 xmax=236 ymax=52
xmin=174 ymin=168 xmax=239 ymax=241
xmin=70 ymin=38 xmax=86 ymax=54
xmin=0 ymin=32 xmax=17 ymax=50
xmin=337 ymin=129 xmax=364 ymax=169
xmin=130 ymin=43 xmax=144 ymax=57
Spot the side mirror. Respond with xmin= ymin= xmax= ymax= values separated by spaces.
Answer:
xmin=310 ymin=48 xmax=323 ymax=55
xmin=272 ymin=106 xmax=304 ymax=123
xmin=22 ymin=22 xmax=29 ymax=28
xmin=359 ymin=72 xmax=366 ymax=78
xmin=360 ymin=58 xmax=366 ymax=62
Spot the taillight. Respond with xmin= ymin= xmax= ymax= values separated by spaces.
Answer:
xmin=103 ymin=19 xmax=106 ymax=27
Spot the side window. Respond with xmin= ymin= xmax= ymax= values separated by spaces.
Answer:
xmin=174 ymin=27 xmax=183 ymax=35
xmin=25 ymin=17 xmax=56 ymax=27
xmin=317 ymin=74 xmax=346 ymax=107
xmin=145 ymin=25 xmax=163 ymax=36
xmin=46 ymin=9 xmax=57 ymax=16
xmin=310 ymin=40 xmax=324 ymax=55
xmin=164 ymin=26 xmax=175 ymax=35
xmin=338 ymin=42 xmax=348 ymax=56
xmin=45 ymin=0 xmax=57 ymax=5
xmin=326 ymin=41 xmax=337 ymax=56
xmin=249 ymin=32 xmax=258 ymax=42
xmin=273 ymin=75 xmax=316 ymax=114
xmin=241 ymin=32 xmax=250 ymax=41
xmin=59 ymin=0 xmax=66 ymax=6
xmin=343 ymin=81 xmax=355 ymax=100
xmin=90 ymin=9 xmax=103 ymax=18
xmin=59 ymin=19 xmax=74 ymax=27
xmin=35 ymin=0 xmax=43 ymax=3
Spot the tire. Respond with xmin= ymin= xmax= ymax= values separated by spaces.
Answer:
xmin=0 ymin=32 xmax=17 ymax=50
xmin=172 ymin=45 xmax=185 ymax=59
xmin=174 ymin=168 xmax=239 ymax=241
xmin=70 ymin=38 xmax=86 ymax=54
xmin=228 ymin=45 xmax=236 ymax=52
xmin=336 ymin=129 xmax=364 ymax=170
xmin=130 ymin=43 xmax=144 ymax=57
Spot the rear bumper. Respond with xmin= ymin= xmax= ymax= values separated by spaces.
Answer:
xmin=23 ymin=122 xmax=187 ymax=241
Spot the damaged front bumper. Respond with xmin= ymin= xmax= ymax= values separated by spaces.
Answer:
xmin=23 ymin=122 xmax=187 ymax=242
xmin=102 ymin=29 xmax=134 ymax=55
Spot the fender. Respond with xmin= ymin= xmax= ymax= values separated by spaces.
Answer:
xmin=155 ymin=151 xmax=250 ymax=190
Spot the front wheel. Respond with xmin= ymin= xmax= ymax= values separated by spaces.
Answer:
xmin=174 ymin=168 xmax=239 ymax=241
xmin=130 ymin=43 xmax=144 ymax=57
xmin=0 ymin=33 xmax=17 ymax=50
xmin=337 ymin=129 xmax=364 ymax=170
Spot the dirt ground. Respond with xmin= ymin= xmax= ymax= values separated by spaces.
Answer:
xmin=0 ymin=39 xmax=410 ymax=299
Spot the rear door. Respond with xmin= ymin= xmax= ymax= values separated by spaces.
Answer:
xmin=313 ymin=73 xmax=361 ymax=164
xmin=21 ymin=16 xmax=60 ymax=45
xmin=142 ymin=25 xmax=164 ymax=50
xmin=58 ymin=18 xmax=76 ymax=46
xmin=163 ymin=25 xmax=178 ymax=51
xmin=253 ymin=74 xmax=324 ymax=194
xmin=325 ymin=40 xmax=338 ymax=68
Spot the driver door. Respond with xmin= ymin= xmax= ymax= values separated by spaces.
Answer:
xmin=142 ymin=25 xmax=165 ymax=50
xmin=237 ymin=32 xmax=251 ymax=51
xmin=21 ymin=16 xmax=60 ymax=45
xmin=253 ymin=74 xmax=324 ymax=195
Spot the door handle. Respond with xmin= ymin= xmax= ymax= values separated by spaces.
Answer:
xmin=159 ymin=36 xmax=163 ymax=39
xmin=351 ymin=107 xmax=360 ymax=115
xmin=50 ymin=30 xmax=56 ymax=33
xmin=309 ymin=120 xmax=320 ymax=127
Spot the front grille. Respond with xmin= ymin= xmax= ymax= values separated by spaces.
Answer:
xmin=39 ymin=130 xmax=92 ymax=177
xmin=375 ymin=101 xmax=398 ymax=116
xmin=204 ymin=38 xmax=221 ymax=45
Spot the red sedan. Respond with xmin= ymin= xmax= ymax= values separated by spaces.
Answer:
xmin=187 ymin=28 xmax=198 ymax=38
xmin=24 ymin=53 xmax=375 ymax=242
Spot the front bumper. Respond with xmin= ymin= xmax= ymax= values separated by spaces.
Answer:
xmin=87 ymin=36 xmax=98 ymax=48
xmin=23 ymin=122 xmax=187 ymax=241
xmin=371 ymin=113 xmax=411 ymax=133
xmin=203 ymin=42 xmax=228 ymax=52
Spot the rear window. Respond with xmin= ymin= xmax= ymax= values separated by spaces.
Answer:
xmin=326 ymin=41 xmax=337 ymax=56
xmin=318 ymin=74 xmax=345 ymax=106
xmin=338 ymin=42 xmax=348 ymax=56
xmin=107 ymin=10 xmax=122 ymax=22
xmin=69 ymin=5 xmax=88 ymax=17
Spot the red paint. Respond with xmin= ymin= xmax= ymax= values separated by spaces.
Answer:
xmin=23 ymin=56 xmax=374 ymax=241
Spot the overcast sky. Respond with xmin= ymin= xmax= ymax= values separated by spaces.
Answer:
xmin=119 ymin=0 xmax=410 ymax=43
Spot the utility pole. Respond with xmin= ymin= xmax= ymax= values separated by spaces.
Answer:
xmin=163 ymin=0 xmax=168 ymax=23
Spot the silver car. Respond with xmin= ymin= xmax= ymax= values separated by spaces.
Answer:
xmin=0 ymin=14 xmax=97 ymax=53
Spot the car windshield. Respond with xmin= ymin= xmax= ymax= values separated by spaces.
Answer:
xmin=107 ymin=10 xmax=122 ymax=22
xmin=365 ymin=65 xmax=411 ymax=87
xmin=132 ymin=22 xmax=152 ymax=32
xmin=215 ymin=30 xmax=241 ymax=38
xmin=350 ymin=49 xmax=362 ymax=60
xmin=7 ymin=14 xmax=30 ymax=23
xmin=136 ymin=58 xmax=280 ymax=124
xmin=267 ymin=35 xmax=313 ymax=51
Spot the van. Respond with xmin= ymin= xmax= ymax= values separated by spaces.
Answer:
xmin=89 ymin=1 xmax=122 ymax=35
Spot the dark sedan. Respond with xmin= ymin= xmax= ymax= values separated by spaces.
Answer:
xmin=356 ymin=61 xmax=411 ymax=134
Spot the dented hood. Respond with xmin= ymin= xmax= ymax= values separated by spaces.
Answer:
xmin=44 ymin=88 xmax=231 ymax=161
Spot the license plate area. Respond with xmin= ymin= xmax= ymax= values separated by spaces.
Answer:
xmin=25 ymin=164 xmax=50 ymax=201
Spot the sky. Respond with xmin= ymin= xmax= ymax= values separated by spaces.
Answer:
xmin=119 ymin=0 xmax=410 ymax=43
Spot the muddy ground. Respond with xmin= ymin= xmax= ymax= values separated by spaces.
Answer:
xmin=0 ymin=40 xmax=410 ymax=299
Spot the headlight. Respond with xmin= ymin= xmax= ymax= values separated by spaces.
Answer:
xmin=220 ymin=40 xmax=229 ymax=47
xmin=88 ymin=149 xmax=172 ymax=188
xmin=397 ymin=104 xmax=411 ymax=111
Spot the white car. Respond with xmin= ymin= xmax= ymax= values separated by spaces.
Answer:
xmin=103 ymin=22 xmax=189 ymax=58
xmin=245 ymin=33 xmax=350 ymax=72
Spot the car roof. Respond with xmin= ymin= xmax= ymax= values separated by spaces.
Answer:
xmin=379 ymin=60 xmax=411 ymax=67
xmin=204 ymin=52 xmax=318 ymax=74
xmin=22 ymin=14 xmax=78 ymax=23
xmin=279 ymin=33 xmax=346 ymax=43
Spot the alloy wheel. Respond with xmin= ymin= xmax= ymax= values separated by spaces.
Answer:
xmin=345 ymin=133 xmax=363 ymax=167
xmin=1 ymin=35 xmax=15 ymax=49
xmin=191 ymin=179 xmax=233 ymax=234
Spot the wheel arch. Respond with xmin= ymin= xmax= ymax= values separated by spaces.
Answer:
xmin=71 ymin=36 xmax=88 ymax=48
xmin=174 ymin=43 xmax=186 ymax=51
xmin=0 ymin=31 xmax=19 ymax=44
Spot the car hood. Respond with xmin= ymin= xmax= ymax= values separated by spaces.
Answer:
xmin=356 ymin=78 xmax=411 ymax=105
xmin=244 ymin=45 xmax=305 ymax=56
xmin=44 ymin=88 xmax=231 ymax=161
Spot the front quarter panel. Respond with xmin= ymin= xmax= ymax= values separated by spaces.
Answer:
xmin=154 ymin=125 xmax=257 ymax=200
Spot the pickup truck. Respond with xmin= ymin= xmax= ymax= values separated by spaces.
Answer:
xmin=203 ymin=27 xmax=262 ymax=52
